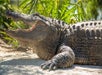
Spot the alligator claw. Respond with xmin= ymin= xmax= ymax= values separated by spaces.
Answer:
xmin=41 ymin=60 xmax=57 ymax=70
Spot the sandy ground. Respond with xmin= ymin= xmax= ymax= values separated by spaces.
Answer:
xmin=0 ymin=39 xmax=102 ymax=75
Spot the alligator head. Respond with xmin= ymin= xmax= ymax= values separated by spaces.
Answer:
xmin=5 ymin=10 xmax=56 ymax=47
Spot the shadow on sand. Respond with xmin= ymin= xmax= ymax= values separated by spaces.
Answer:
xmin=0 ymin=58 xmax=102 ymax=75
xmin=0 ymin=58 xmax=45 ymax=66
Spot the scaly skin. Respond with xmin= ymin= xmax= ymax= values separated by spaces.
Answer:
xmin=5 ymin=10 xmax=102 ymax=70
xmin=65 ymin=21 xmax=102 ymax=65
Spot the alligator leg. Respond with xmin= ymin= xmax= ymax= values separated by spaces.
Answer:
xmin=41 ymin=45 xmax=75 ymax=70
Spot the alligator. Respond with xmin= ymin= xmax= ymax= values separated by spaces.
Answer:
xmin=5 ymin=10 xmax=102 ymax=70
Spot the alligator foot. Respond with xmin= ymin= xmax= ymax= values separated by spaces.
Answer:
xmin=41 ymin=45 xmax=75 ymax=70
xmin=41 ymin=60 xmax=57 ymax=71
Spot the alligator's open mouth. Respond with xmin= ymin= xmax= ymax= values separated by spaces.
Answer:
xmin=5 ymin=10 xmax=32 ymax=30
xmin=6 ymin=10 xmax=48 ymax=32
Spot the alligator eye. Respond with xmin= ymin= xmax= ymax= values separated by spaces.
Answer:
xmin=32 ymin=13 xmax=39 ymax=16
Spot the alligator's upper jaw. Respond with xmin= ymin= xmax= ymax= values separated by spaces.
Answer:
xmin=6 ymin=10 xmax=34 ymax=25
xmin=6 ymin=10 xmax=37 ymax=31
xmin=6 ymin=10 xmax=20 ymax=20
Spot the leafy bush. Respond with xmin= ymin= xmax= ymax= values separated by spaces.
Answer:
xmin=18 ymin=0 xmax=101 ymax=23
xmin=0 ymin=0 xmax=19 ymax=47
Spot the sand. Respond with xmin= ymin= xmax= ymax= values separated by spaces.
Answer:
xmin=0 ymin=39 xmax=102 ymax=75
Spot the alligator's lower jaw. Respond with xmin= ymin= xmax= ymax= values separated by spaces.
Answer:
xmin=5 ymin=26 xmax=35 ymax=36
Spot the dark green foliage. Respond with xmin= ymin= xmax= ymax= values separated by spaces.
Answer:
xmin=0 ymin=0 xmax=11 ymax=30
xmin=0 ymin=0 xmax=19 ymax=47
